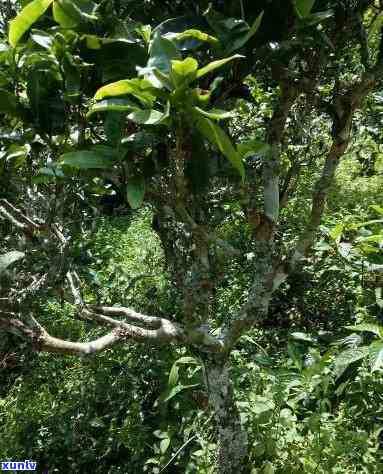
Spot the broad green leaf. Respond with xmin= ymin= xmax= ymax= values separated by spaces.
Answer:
xmin=149 ymin=32 xmax=180 ymax=70
xmin=0 ymin=89 xmax=26 ymax=118
xmin=346 ymin=324 xmax=383 ymax=338
xmin=5 ymin=144 xmax=30 ymax=168
xmin=237 ymin=139 xmax=270 ymax=159
xmin=32 ymin=166 xmax=65 ymax=183
xmin=174 ymin=356 xmax=199 ymax=365
xmin=53 ymin=0 xmax=98 ymax=28
xmin=0 ymin=251 xmax=25 ymax=275
xmin=293 ymin=0 xmax=316 ymax=18
xmin=162 ymin=383 xmax=199 ymax=403
xmin=30 ymin=29 xmax=53 ymax=49
xmin=9 ymin=0 xmax=53 ymax=47
xmin=334 ymin=346 xmax=369 ymax=374
xmin=94 ymin=79 xmax=155 ymax=107
xmin=226 ymin=12 xmax=264 ymax=54
xmin=52 ymin=1 xmax=76 ymax=28
xmin=376 ymin=288 xmax=383 ymax=309
xmin=87 ymin=99 xmax=140 ymax=119
xmin=121 ymin=131 xmax=161 ymax=150
xmin=196 ymin=54 xmax=244 ymax=79
xmin=329 ymin=223 xmax=344 ymax=243
xmin=369 ymin=341 xmax=383 ymax=372
xmin=370 ymin=204 xmax=383 ymax=216
xmin=128 ymin=102 xmax=170 ymax=125
xmin=171 ymin=57 xmax=198 ymax=88
xmin=144 ymin=32 xmax=181 ymax=87
xmin=160 ymin=438 xmax=170 ymax=454
xmin=154 ymin=15 xmax=209 ymax=50
xmin=357 ymin=234 xmax=383 ymax=244
xmin=126 ymin=176 xmax=145 ymax=209
xmin=60 ymin=150 xmax=115 ymax=169
xmin=168 ymin=363 xmax=179 ymax=387
xmin=175 ymin=29 xmax=219 ymax=47
xmin=250 ymin=395 xmax=275 ymax=415
xmin=193 ymin=106 xmax=233 ymax=120
xmin=195 ymin=115 xmax=244 ymax=179
xmin=290 ymin=332 xmax=317 ymax=343
xmin=104 ymin=112 xmax=125 ymax=146
xmin=298 ymin=10 xmax=333 ymax=27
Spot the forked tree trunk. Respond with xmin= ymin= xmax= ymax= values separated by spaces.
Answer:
xmin=206 ymin=359 xmax=248 ymax=474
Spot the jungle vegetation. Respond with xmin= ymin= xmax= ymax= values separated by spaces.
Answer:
xmin=0 ymin=0 xmax=382 ymax=472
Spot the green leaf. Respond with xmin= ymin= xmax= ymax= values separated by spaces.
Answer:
xmin=128 ymin=102 xmax=170 ymax=125
xmin=94 ymin=79 xmax=155 ymax=107
xmin=104 ymin=112 xmax=125 ymax=146
xmin=32 ymin=166 xmax=64 ymax=183
xmin=329 ymin=223 xmax=344 ymax=243
xmin=370 ymin=205 xmax=383 ymax=216
xmin=174 ymin=356 xmax=198 ymax=364
xmin=5 ymin=144 xmax=30 ymax=168
xmin=175 ymin=29 xmax=219 ymax=47
xmin=142 ymin=31 xmax=181 ymax=87
xmin=376 ymin=288 xmax=383 ymax=309
xmin=0 ymin=89 xmax=26 ymax=118
xmin=160 ymin=438 xmax=170 ymax=454
xmin=334 ymin=346 xmax=369 ymax=374
xmin=9 ymin=0 xmax=53 ymax=47
xmin=162 ymin=383 xmax=199 ymax=403
xmin=30 ymin=29 xmax=53 ymax=49
xmin=168 ymin=363 xmax=179 ymax=387
xmin=193 ymin=106 xmax=233 ymax=120
xmin=53 ymin=0 xmax=98 ymax=28
xmin=298 ymin=10 xmax=333 ymax=27
xmin=293 ymin=0 xmax=316 ymax=18
xmin=196 ymin=54 xmax=244 ymax=79
xmin=369 ymin=341 xmax=383 ymax=372
xmin=60 ymin=150 xmax=115 ymax=169
xmin=290 ymin=332 xmax=317 ymax=344
xmin=154 ymin=16 xmax=209 ymax=50
xmin=87 ymin=99 xmax=140 ymax=119
xmin=226 ymin=12 xmax=264 ymax=54
xmin=126 ymin=176 xmax=145 ymax=209
xmin=346 ymin=324 xmax=383 ymax=338
xmin=0 ymin=251 xmax=25 ymax=275
xmin=237 ymin=139 xmax=270 ymax=159
xmin=195 ymin=115 xmax=244 ymax=179
xmin=250 ymin=396 xmax=275 ymax=415
xmin=171 ymin=57 xmax=198 ymax=88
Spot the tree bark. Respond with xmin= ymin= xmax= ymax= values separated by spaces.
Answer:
xmin=205 ymin=359 xmax=248 ymax=474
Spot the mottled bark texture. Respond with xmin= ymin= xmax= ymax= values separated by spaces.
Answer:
xmin=206 ymin=359 xmax=248 ymax=474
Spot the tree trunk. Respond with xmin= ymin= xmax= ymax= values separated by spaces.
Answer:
xmin=205 ymin=359 xmax=248 ymax=474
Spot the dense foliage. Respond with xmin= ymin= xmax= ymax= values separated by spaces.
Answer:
xmin=0 ymin=0 xmax=382 ymax=473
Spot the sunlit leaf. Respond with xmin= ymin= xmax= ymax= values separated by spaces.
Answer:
xmin=60 ymin=150 xmax=115 ymax=169
xmin=171 ymin=57 xmax=198 ymax=88
xmin=293 ymin=0 xmax=316 ymax=18
xmin=369 ymin=341 xmax=383 ymax=372
xmin=128 ymin=102 xmax=170 ymax=125
xmin=194 ymin=114 xmax=244 ymax=179
xmin=226 ymin=12 xmax=264 ymax=54
xmin=87 ymin=99 xmax=140 ymax=119
xmin=193 ymin=106 xmax=233 ymax=120
xmin=9 ymin=0 xmax=53 ymax=47
xmin=0 ymin=251 xmax=25 ymax=275
xmin=237 ymin=140 xmax=270 ymax=159
xmin=175 ymin=29 xmax=219 ymax=47
xmin=94 ymin=79 xmax=155 ymax=107
xmin=126 ymin=176 xmax=145 ymax=209
xmin=196 ymin=54 xmax=244 ymax=79
xmin=346 ymin=324 xmax=383 ymax=338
